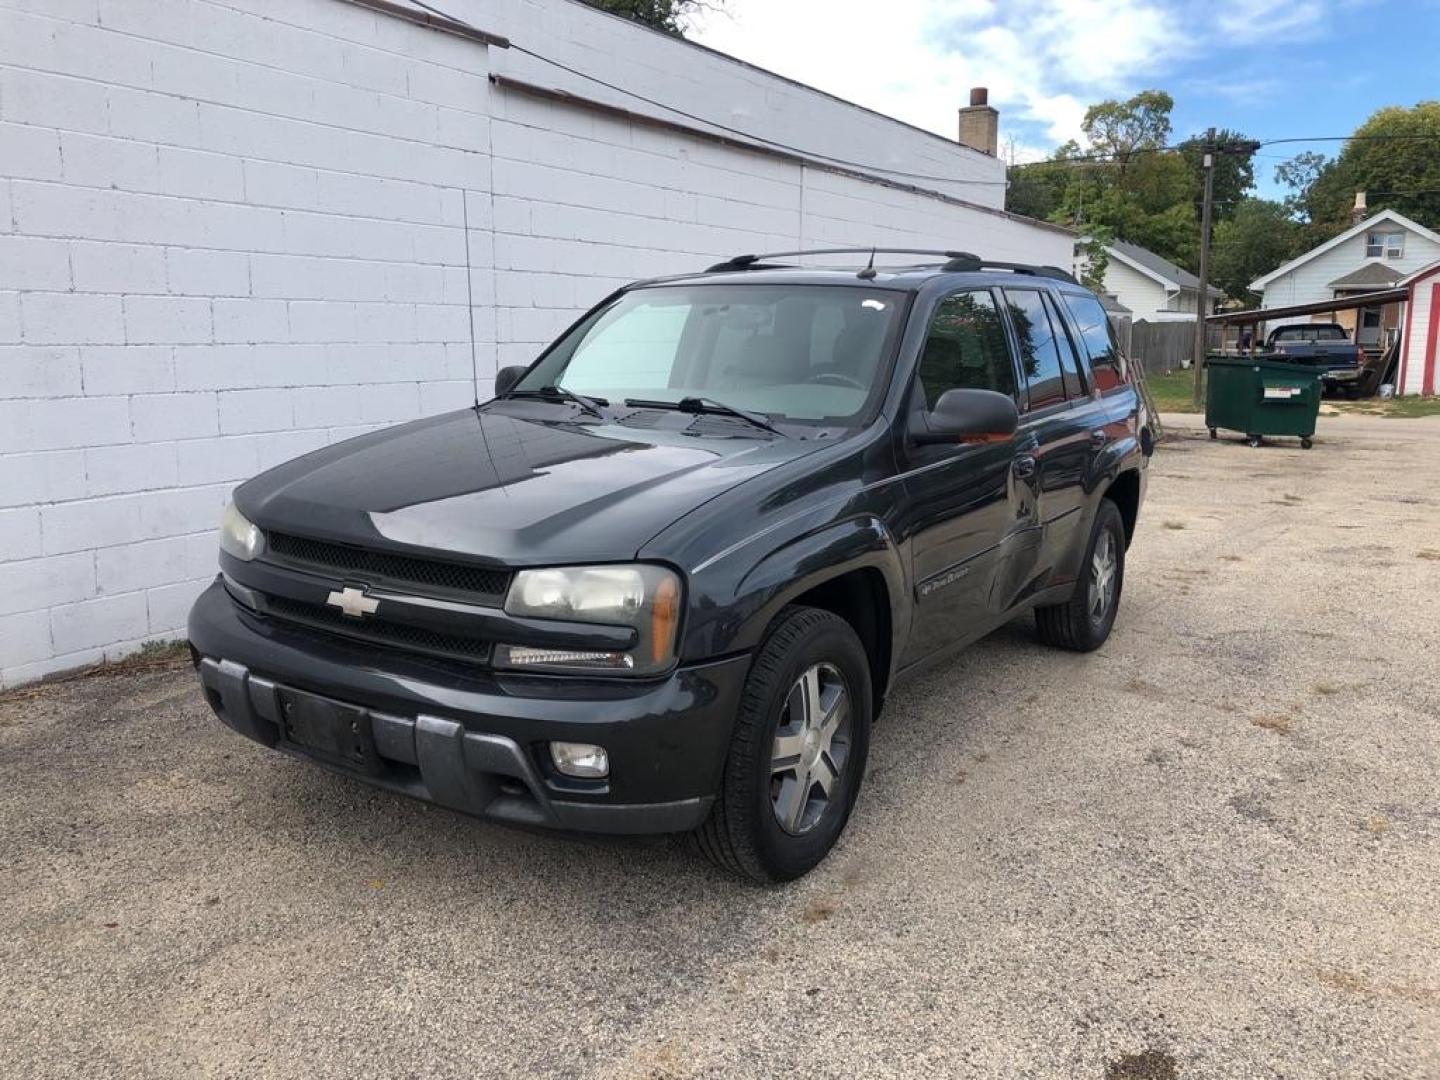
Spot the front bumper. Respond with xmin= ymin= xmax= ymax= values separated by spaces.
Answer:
xmin=188 ymin=579 xmax=748 ymax=835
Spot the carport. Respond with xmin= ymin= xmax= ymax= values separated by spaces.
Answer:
xmin=1206 ymin=286 xmax=1410 ymax=396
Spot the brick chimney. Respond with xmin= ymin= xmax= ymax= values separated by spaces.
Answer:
xmin=958 ymin=87 xmax=998 ymax=156
xmin=1352 ymin=191 xmax=1368 ymax=225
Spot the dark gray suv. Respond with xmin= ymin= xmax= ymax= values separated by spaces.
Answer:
xmin=189 ymin=249 xmax=1150 ymax=882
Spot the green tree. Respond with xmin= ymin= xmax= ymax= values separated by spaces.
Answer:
xmin=1177 ymin=129 xmax=1256 ymax=220
xmin=1080 ymin=90 xmax=1174 ymax=173
xmin=1275 ymin=102 xmax=1440 ymax=234
xmin=1005 ymin=90 xmax=1264 ymax=282
xmin=1210 ymin=198 xmax=1302 ymax=302
xmin=580 ymin=0 xmax=718 ymax=35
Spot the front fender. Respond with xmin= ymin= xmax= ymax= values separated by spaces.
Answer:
xmin=677 ymin=514 xmax=909 ymax=666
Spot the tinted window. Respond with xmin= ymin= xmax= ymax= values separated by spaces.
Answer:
xmin=1062 ymin=292 xmax=1126 ymax=393
xmin=1274 ymin=325 xmax=1346 ymax=343
xmin=1045 ymin=292 xmax=1087 ymax=399
xmin=916 ymin=290 xmax=1016 ymax=409
xmin=1004 ymin=288 xmax=1065 ymax=409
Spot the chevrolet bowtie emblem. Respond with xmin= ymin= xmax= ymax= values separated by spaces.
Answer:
xmin=326 ymin=586 xmax=379 ymax=618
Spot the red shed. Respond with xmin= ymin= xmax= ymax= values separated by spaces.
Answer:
xmin=1399 ymin=260 xmax=1440 ymax=397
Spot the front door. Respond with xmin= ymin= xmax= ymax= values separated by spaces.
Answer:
xmin=897 ymin=287 xmax=1028 ymax=665
xmin=1358 ymin=306 xmax=1382 ymax=349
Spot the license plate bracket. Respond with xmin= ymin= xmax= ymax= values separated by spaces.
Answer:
xmin=278 ymin=688 xmax=383 ymax=774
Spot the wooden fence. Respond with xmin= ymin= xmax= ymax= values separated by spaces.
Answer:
xmin=1128 ymin=320 xmax=1204 ymax=376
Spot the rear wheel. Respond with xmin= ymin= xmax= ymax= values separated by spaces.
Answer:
xmin=1035 ymin=500 xmax=1125 ymax=653
xmin=691 ymin=607 xmax=871 ymax=883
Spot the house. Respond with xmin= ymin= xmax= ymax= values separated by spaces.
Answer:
xmin=1249 ymin=207 xmax=1440 ymax=352
xmin=1085 ymin=239 xmax=1223 ymax=322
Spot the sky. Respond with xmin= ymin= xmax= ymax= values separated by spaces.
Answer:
xmin=688 ymin=0 xmax=1440 ymax=200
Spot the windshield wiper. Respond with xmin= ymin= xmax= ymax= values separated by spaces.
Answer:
xmin=624 ymin=396 xmax=789 ymax=438
xmin=504 ymin=384 xmax=606 ymax=419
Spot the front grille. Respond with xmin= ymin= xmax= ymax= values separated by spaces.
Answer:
xmin=266 ymin=532 xmax=510 ymax=601
xmin=264 ymin=596 xmax=490 ymax=662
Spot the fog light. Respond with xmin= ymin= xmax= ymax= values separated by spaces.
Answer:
xmin=496 ymin=644 xmax=635 ymax=671
xmin=550 ymin=741 xmax=609 ymax=779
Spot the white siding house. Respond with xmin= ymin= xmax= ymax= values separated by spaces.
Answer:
xmin=1088 ymin=239 xmax=1220 ymax=321
xmin=1250 ymin=209 xmax=1440 ymax=348
xmin=0 ymin=0 xmax=1071 ymax=685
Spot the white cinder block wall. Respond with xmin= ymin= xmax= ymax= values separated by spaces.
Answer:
xmin=0 ymin=0 xmax=1072 ymax=685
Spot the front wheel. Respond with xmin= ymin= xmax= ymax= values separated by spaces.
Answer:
xmin=1035 ymin=499 xmax=1126 ymax=652
xmin=691 ymin=607 xmax=872 ymax=883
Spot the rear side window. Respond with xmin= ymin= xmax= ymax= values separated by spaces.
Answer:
xmin=1062 ymin=292 xmax=1126 ymax=392
xmin=1045 ymin=292 xmax=1087 ymax=400
xmin=1003 ymin=288 xmax=1065 ymax=410
xmin=916 ymin=290 xmax=1017 ymax=408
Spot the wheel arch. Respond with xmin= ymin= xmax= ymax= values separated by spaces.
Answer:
xmin=703 ymin=516 xmax=908 ymax=715
xmin=1103 ymin=468 xmax=1143 ymax=547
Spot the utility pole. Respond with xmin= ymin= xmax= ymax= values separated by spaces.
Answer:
xmin=1191 ymin=127 xmax=1216 ymax=408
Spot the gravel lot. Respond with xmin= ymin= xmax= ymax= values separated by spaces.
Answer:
xmin=4 ymin=413 xmax=1438 ymax=1080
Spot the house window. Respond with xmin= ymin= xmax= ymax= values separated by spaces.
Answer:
xmin=1365 ymin=231 xmax=1404 ymax=259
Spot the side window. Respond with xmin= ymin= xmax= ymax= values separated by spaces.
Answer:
xmin=1062 ymin=291 xmax=1126 ymax=393
xmin=1003 ymin=288 xmax=1065 ymax=410
xmin=916 ymin=290 xmax=1016 ymax=409
xmin=1044 ymin=292 xmax=1087 ymax=399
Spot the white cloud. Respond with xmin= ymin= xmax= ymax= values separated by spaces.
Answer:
xmin=688 ymin=0 xmax=1348 ymax=156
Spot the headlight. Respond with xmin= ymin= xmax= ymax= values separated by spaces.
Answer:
xmin=219 ymin=502 xmax=263 ymax=562
xmin=497 ymin=564 xmax=681 ymax=675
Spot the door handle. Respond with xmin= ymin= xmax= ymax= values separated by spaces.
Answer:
xmin=1090 ymin=428 xmax=1108 ymax=447
xmin=1012 ymin=454 xmax=1037 ymax=479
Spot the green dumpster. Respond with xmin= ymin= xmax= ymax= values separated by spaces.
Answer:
xmin=1204 ymin=355 xmax=1322 ymax=449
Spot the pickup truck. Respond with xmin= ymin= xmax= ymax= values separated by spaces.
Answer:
xmin=188 ymin=248 xmax=1150 ymax=882
xmin=1265 ymin=323 xmax=1368 ymax=397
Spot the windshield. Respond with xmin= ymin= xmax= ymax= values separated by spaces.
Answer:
xmin=514 ymin=284 xmax=908 ymax=424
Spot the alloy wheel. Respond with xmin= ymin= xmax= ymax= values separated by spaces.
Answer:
xmin=769 ymin=662 xmax=852 ymax=836
xmin=1089 ymin=529 xmax=1118 ymax=624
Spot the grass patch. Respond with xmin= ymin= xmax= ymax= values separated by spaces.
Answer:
xmin=1162 ymin=520 xmax=1186 ymax=530
xmin=1329 ymin=396 xmax=1440 ymax=419
xmin=1144 ymin=368 xmax=1202 ymax=413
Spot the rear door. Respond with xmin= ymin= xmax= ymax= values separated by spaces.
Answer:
xmin=994 ymin=287 xmax=1097 ymax=605
xmin=897 ymin=287 xmax=1028 ymax=665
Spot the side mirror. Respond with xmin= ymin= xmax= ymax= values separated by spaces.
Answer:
xmin=913 ymin=388 xmax=1018 ymax=446
xmin=493 ymin=365 xmax=527 ymax=398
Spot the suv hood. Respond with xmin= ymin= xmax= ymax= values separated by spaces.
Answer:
xmin=236 ymin=406 xmax=821 ymax=565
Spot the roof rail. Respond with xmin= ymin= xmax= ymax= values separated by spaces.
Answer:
xmin=705 ymin=248 xmax=1079 ymax=284
xmin=941 ymin=255 xmax=1079 ymax=283
xmin=706 ymin=248 xmax=979 ymax=272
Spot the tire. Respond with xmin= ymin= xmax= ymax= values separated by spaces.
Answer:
xmin=1209 ymin=427 xmax=1217 ymax=440
xmin=1246 ymin=434 xmax=1262 ymax=448
xmin=691 ymin=606 xmax=872 ymax=883
xmin=1034 ymin=499 xmax=1126 ymax=653
xmin=1301 ymin=437 xmax=1313 ymax=449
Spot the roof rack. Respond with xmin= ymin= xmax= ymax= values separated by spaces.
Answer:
xmin=705 ymin=248 xmax=1078 ymax=284
xmin=706 ymin=248 xmax=979 ymax=273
